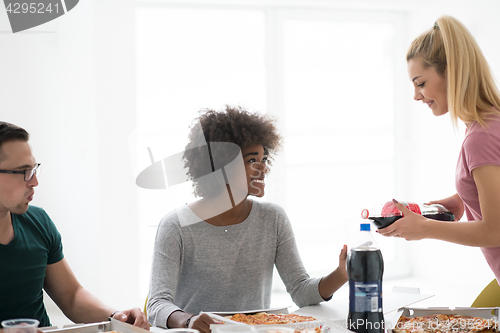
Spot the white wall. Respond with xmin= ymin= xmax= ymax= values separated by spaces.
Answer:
xmin=2 ymin=0 xmax=500 ymax=325
xmin=0 ymin=0 xmax=142 ymax=319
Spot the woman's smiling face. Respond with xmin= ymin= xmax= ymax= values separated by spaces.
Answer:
xmin=407 ymin=57 xmax=448 ymax=116
xmin=241 ymin=144 xmax=268 ymax=198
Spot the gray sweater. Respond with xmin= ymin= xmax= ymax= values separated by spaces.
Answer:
xmin=147 ymin=200 xmax=326 ymax=328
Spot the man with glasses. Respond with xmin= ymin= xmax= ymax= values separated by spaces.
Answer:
xmin=0 ymin=121 xmax=149 ymax=329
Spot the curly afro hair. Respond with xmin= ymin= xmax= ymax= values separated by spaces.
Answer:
xmin=183 ymin=105 xmax=282 ymax=198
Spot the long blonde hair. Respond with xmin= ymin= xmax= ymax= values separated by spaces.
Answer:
xmin=407 ymin=16 xmax=500 ymax=127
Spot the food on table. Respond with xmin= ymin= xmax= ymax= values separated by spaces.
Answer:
xmin=227 ymin=313 xmax=316 ymax=325
xmin=252 ymin=327 xmax=320 ymax=333
xmin=393 ymin=314 xmax=498 ymax=333
xmin=225 ymin=313 xmax=321 ymax=333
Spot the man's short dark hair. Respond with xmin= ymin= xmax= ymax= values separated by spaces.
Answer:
xmin=0 ymin=122 xmax=30 ymax=163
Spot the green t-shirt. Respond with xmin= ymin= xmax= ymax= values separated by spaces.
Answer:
xmin=0 ymin=206 xmax=64 ymax=327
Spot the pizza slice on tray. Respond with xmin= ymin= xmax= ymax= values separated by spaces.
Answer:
xmin=393 ymin=314 xmax=498 ymax=333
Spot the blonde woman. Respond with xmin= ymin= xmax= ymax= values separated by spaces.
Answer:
xmin=379 ymin=16 xmax=500 ymax=281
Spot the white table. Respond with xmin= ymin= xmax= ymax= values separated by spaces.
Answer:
xmin=294 ymin=286 xmax=432 ymax=320
xmin=151 ymin=286 xmax=433 ymax=333
xmin=293 ymin=286 xmax=433 ymax=332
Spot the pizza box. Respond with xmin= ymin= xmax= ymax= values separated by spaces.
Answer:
xmin=387 ymin=307 xmax=500 ymax=331
xmin=39 ymin=318 xmax=150 ymax=333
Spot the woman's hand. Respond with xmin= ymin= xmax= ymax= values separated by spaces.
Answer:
xmin=338 ymin=244 xmax=348 ymax=280
xmin=318 ymin=244 xmax=348 ymax=300
xmin=425 ymin=193 xmax=464 ymax=221
xmin=190 ymin=313 xmax=223 ymax=333
xmin=377 ymin=199 xmax=429 ymax=241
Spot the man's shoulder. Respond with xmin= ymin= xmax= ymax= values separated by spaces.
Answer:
xmin=16 ymin=205 xmax=55 ymax=230
xmin=25 ymin=205 xmax=48 ymax=215
xmin=14 ymin=205 xmax=47 ymax=220
xmin=23 ymin=205 xmax=51 ymax=221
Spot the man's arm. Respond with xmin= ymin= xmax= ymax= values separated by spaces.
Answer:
xmin=44 ymin=258 xmax=115 ymax=322
xmin=44 ymin=259 xmax=149 ymax=329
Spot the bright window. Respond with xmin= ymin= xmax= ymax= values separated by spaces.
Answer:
xmin=135 ymin=3 xmax=409 ymax=302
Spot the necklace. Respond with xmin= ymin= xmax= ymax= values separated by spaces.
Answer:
xmin=208 ymin=199 xmax=249 ymax=233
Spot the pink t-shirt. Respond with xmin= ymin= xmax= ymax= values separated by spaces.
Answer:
xmin=456 ymin=113 xmax=500 ymax=281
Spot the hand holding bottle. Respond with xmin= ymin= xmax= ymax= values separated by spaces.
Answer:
xmin=362 ymin=200 xmax=454 ymax=229
xmin=425 ymin=193 xmax=464 ymax=221
xmin=376 ymin=199 xmax=430 ymax=240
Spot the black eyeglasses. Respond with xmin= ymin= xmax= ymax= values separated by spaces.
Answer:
xmin=0 ymin=163 xmax=41 ymax=182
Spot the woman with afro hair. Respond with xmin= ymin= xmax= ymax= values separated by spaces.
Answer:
xmin=147 ymin=106 xmax=348 ymax=333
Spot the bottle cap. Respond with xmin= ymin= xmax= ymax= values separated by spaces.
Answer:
xmin=360 ymin=223 xmax=371 ymax=231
